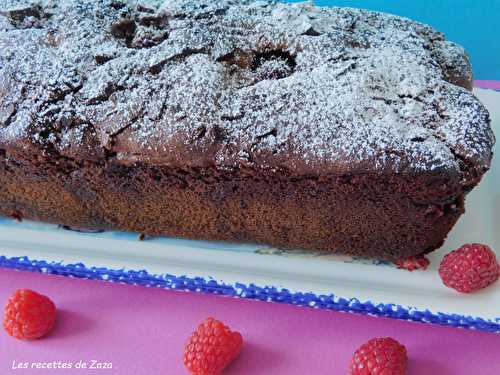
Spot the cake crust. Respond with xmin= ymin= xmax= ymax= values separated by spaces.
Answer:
xmin=0 ymin=0 xmax=495 ymax=259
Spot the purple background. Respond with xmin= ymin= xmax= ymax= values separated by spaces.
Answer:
xmin=1 ymin=268 xmax=499 ymax=375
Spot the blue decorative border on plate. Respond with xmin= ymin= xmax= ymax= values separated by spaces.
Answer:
xmin=1 ymin=255 xmax=499 ymax=333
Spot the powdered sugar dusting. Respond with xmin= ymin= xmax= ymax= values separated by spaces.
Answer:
xmin=0 ymin=0 xmax=494 ymax=180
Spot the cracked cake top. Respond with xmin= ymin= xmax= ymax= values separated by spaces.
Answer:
xmin=0 ymin=0 xmax=495 ymax=183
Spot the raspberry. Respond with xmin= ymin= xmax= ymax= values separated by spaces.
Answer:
xmin=183 ymin=317 xmax=243 ymax=375
xmin=439 ymin=243 xmax=499 ymax=293
xmin=3 ymin=289 xmax=56 ymax=340
xmin=394 ymin=255 xmax=430 ymax=271
xmin=350 ymin=337 xmax=407 ymax=375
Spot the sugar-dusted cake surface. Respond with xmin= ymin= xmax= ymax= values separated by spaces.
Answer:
xmin=0 ymin=0 xmax=495 ymax=259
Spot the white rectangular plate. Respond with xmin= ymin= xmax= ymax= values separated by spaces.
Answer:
xmin=0 ymin=89 xmax=499 ymax=332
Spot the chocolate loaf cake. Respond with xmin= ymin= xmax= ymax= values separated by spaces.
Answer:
xmin=0 ymin=0 xmax=495 ymax=260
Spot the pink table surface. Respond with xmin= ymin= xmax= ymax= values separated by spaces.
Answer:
xmin=0 ymin=268 xmax=499 ymax=375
